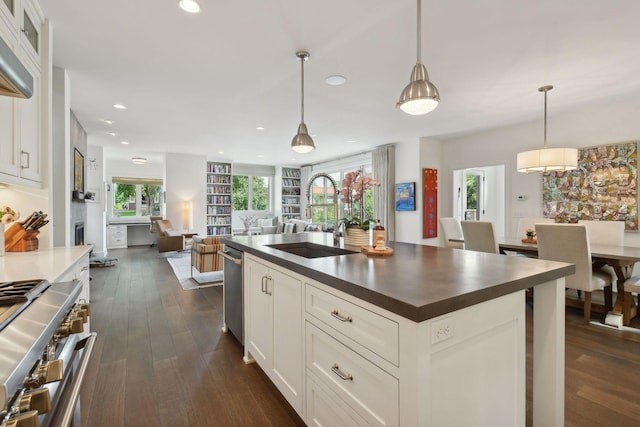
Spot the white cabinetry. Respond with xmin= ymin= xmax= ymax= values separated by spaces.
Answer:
xmin=55 ymin=251 xmax=91 ymax=336
xmin=0 ymin=0 xmax=43 ymax=185
xmin=244 ymin=254 xmax=304 ymax=416
xmin=107 ymin=224 xmax=127 ymax=249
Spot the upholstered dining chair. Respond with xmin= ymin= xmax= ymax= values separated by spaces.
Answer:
xmin=536 ymin=224 xmax=613 ymax=324
xmin=440 ymin=217 xmax=464 ymax=249
xmin=460 ymin=221 xmax=499 ymax=254
xmin=622 ymin=276 xmax=640 ymax=326
xmin=581 ymin=220 xmax=627 ymax=284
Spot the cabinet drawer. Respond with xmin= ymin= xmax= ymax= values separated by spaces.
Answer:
xmin=110 ymin=225 xmax=126 ymax=233
xmin=306 ymin=283 xmax=399 ymax=365
xmin=306 ymin=322 xmax=398 ymax=427
xmin=306 ymin=372 xmax=368 ymax=427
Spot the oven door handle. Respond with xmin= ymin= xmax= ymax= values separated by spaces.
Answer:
xmin=59 ymin=332 xmax=97 ymax=427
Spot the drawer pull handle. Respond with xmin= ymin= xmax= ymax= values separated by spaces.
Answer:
xmin=331 ymin=364 xmax=353 ymax=381
xmin=331 ymin=310 xmax=352 ymax=323
xmin=261 ymin=276 xmax=267 ymax=293
xmin=265 ymin=276 xmax=272 ymax=296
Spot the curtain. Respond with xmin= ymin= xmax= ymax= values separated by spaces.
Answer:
xmin=372 ymin=145 xmax=395 ymax=241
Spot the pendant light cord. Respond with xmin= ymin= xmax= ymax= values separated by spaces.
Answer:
xmin=301 ymin=55 xmax=305 ymax=123
xmin=417 ymin=0 xmax=422 ymax=64
xmin=542 ymin=87 xmax=549 ymax=149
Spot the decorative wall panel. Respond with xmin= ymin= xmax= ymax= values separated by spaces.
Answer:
xmin=542 ymin=141 xmax=638 ymax=231
xmin=423 ymin=168 xmax=438 ymax=238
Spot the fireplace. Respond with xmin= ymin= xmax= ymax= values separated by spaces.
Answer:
xmin=75 ymin=223 xmax=85 ymax=246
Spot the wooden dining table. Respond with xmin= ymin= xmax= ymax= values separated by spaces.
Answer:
xmin=497 ymin=237 xmax=640 ymax=324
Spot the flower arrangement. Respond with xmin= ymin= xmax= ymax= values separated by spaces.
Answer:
xmin=525 ymin=229 xmax=536 ymax=239
xmin=0 ymin=205 xmax=19 ymax=225
xmin=338 ymin=170 xmax=380 ymax=231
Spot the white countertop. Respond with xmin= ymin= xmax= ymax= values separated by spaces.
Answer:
xmin=0 ymin=246 xmax=92 ymax=282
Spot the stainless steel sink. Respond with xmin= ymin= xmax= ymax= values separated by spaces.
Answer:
xmin=266 ymin=242 xmax=358 ymax=258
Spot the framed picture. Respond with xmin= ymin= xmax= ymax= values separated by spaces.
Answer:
xmin=74 ymin=148 xmax=84 ymax=193
xmin=395 ymin=182 xmax=416 ymax=211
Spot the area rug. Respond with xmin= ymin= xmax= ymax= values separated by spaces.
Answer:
xmin=166 ymin=253 xmax=223 ymax=290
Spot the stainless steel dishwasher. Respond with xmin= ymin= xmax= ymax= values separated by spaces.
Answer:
xmin=219 ymin=246 xmax=244 ymax=345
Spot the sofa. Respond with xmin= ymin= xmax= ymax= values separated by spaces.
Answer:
xmin=260 ymin=219 xmax=322 ymax=235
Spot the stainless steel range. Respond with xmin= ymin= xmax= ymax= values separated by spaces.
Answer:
xmin=0 ymin=279 xmax=96 ymax=427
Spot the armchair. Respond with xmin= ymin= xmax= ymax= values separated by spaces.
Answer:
xmin=155 ymin=219 xmax=191 ymax=253
xmin=191 ymin=236 xmax=224 ymax=284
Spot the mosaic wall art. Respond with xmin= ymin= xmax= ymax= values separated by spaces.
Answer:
xmin=423 ymin=168 xmax=438 ymax=238
xmin=542 ymin=141 xmax=638 ymax=231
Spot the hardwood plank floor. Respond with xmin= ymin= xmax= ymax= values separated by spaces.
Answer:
xmin=81 ymin=246 xmax=640 ymax=426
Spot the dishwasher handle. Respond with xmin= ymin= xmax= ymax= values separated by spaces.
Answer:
xmin=218 ymin=250 xmax=242 ymax=265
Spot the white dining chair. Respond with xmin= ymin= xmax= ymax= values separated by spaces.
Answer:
xmin=440 ymin=217 xmax=464 ymax=249
xmin=581 ymin=220 xmax=627 ymax=283
xmin=536 ymin=224 xmax=613 ymax=324
xmin=460 ymin=221 xmax=499 ymax=254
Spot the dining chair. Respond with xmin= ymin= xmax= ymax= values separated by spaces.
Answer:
xmin=460 ymin=221 xmax=499 ymax=254
xmin=440 ymin=217 xmax=464 ymax=249
xmin=622 ymin=276 xmax=640 ymax=326
xmin=536 ymin=224 xmax=613 ymax=324
xmin=581 ymin=220 xmax=627 ymax=283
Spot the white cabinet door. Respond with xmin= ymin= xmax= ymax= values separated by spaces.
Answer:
xmin=17 ymin=53 xmax=40 ymax=182
xmin=0 ymin=95 xmax=18 ymax=176
xmin=246 ymin=257 xmax=272 ymax=366
xmin=244 ymin=255 xmax=304 ymax=415
xmin=271 ymin=266 xmax=303 ymax=410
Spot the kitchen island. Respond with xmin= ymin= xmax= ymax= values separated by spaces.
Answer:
xmin=223 ymin=233 xmax=573 ymax=427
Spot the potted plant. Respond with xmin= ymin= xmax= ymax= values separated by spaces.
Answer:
xmin=523 ymin=228 xmax=537 ymax=243
xmin=338 ymin=171 xmax=380 ymax=247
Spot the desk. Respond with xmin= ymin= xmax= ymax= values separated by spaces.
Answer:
xmin=498 ymin=237 xmax=640 ymax=323
xmin=107 ymin=221 xmax=154 ymax=248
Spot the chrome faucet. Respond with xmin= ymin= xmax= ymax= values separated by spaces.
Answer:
xmin=305 ymin=173 xmax=340 ymax=246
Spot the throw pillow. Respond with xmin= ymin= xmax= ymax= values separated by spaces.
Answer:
xmin=283 ymin=223 xmax=295 ymax=234
xmin=257 ymin=218 xmax=273 ymax=228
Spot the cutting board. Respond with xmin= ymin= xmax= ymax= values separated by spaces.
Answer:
xmin=361 ymin=246 xmax=394 ymax=256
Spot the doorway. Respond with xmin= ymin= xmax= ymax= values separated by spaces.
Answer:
xmin=453 ymin=165 xmax=505 ymax=236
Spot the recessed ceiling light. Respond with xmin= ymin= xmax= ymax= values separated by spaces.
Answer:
xmin=325 ymin=75 xmax=346 ymax=86
xmin=347 ymin=140 xmax=355 ymax=143
xmin=218 ymin=151 xmax=224 ymax=154
xmin=113 ymin=103 xmax=127 ymax=109
xmin=179 ymin=0 xmax=200 ymax=13
xmin=256 ymin=154 xmax=264 ymax=158
xmin=132 ymin=157 xmax=147 ymax=165
xmin=256 ymin=126 xmax=265 ymax=130
xmin=121 ymin=141 xmax=129 ymax=145
xmin=102 ymin=119 xmax=114 ymax=124
xmin=107 ymin=132 xmax=117 ymax=136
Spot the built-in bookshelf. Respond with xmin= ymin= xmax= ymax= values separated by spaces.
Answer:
xmin=206 ymin=162 xmax=232 ymax=236
xmin=281 ymin=167 xmax=301 ymax=221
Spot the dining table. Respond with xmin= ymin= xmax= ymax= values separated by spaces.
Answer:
xmin=497 ymin=236 xmax=640 ymax=324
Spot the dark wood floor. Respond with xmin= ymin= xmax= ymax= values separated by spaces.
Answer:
xmin=82 ymin=246 xmax=640 ymax=426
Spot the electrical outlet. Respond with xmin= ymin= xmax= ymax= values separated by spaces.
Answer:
xmin=431 ymin=316 xmax=454 ymax=344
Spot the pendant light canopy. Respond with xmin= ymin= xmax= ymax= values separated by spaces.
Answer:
xmin=397 ymin=0 xmax=440 ymax=115
xmin=291 ymin=51 xmax=315 ymax=154
xmin=517 ymin=86 xmax=578 ymax=173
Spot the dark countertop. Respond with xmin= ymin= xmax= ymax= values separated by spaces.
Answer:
xmin=222 ymin=233 xmax=575 ymax=322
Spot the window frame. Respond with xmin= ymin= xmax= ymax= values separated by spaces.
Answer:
xmin=232 ymin=174 xmax=273 ymax=213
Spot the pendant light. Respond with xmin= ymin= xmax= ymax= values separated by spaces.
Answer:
xmin=397 ymin=0 xmax=440 ymax=115
xmin=291 ymin=51 xmax=315 ymax=154
xmin=516 ymin=86 xmax=578 ymax=173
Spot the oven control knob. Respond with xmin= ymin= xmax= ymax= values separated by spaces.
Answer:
xmin=57 ymin=317 xmax=84 ymax=337
xmin=73 ymin=308 xmax=88 ymax=323
xmin=19 ymin=387 xmax=51 ymax=414
xmin=78 ymin=303 xmax=91 ymax=316
xmin=5 ymin=410 xmax=39 ymax=427
xmin=27 ymin=359 xmax=64 ymax=388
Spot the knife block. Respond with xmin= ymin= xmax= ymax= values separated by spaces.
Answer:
xmin=4 ymin=223 xmax=39 ymax=252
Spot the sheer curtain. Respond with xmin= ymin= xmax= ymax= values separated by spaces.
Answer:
xmin=373 ymin=145 xmax=395 ymax=241
xmin=300 ymin=166 xmax=312 ymax=221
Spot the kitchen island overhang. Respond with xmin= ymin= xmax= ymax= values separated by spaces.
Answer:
xmin=222 ymin=232 xmax=574 ymax=322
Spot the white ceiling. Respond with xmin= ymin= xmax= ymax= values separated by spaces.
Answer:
xmin=38 ymin=0 xmax=640 ymax=166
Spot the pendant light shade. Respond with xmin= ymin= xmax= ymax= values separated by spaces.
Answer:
xmin=517 ymin=85 xmax=578 ymax=173
xmin=291 ymin=51 xmax=315 ymax=153
xmin=397 ymin=0 xmax=440 ymax=115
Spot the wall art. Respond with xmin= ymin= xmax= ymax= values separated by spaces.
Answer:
xmin=423 ymin=168 xmax=438 ymax=238
xmin=395 ymin=182 xmax=416 ymax=211
xmin=542 ymin=141 xmax=638 ymax=231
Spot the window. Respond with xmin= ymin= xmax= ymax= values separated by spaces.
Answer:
xmin=111 ymin=178 xmax=162 ymax=217
xmin=232 ymin=175 xmax=271 ymax=212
